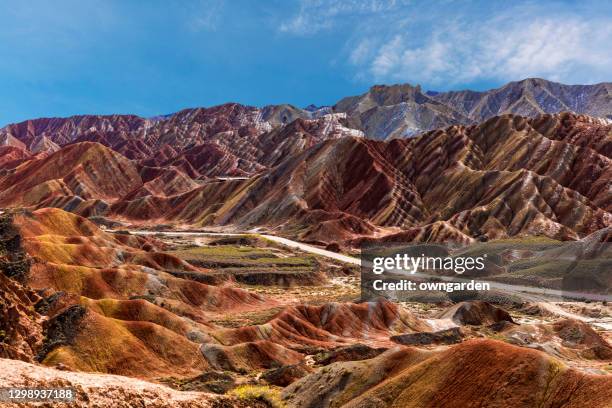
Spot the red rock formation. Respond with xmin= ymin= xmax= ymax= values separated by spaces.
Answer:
xmin=0 ymin=142 xmax=143 ymax=211
xmin=213 ymin=300 xmax=431 ymax=349
xmin=0 ymin=145 xmax=31 ymax=169
xmin=0 ymin=113 xmax=609 ymax=245
xmin=8 ymin=208 xmax=271 ymax=379
xmin=0 ymin=273 xmax=43 ymax=362
xmin=283 ymin=339 xmax=612 ymax=407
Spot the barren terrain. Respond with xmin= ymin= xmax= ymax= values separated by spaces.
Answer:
xmin=0 ymin=79 xmax=610 ymax=407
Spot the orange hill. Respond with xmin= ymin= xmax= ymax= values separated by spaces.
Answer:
xmin=283 ymin=338 xmax=612 ymax=408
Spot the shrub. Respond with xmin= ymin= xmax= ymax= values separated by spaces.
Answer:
xmin=229 ymin=385 xmax=285 ymax=408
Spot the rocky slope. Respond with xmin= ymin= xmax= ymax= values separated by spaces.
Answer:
xmin=1 ymin=208 xmax=610 ymax=406
xmin=149 ymin=112 xmax=609 ymax=244
xmin=0 ymin=213 xmax=43 ymax=362
xmin=0 ymin=103 xmax=357 ymax=164
xmin=0 ymin=112 xmax=609 ymax=245
xmin=335 ymin=78 xmax=612 ymax=139
xmin=432 ymin=78 xmax=612 ymax=124
xmin=283 ymin=339 xmax=612 ymax=408
xmin=5 ymin=208 xmax=270 ymax=379
xmin=334 ymin=83 xmax=470 ymax=139
xmin=0 ymin=357 xmax=227 ymax=407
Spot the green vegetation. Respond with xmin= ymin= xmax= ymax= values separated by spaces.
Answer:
xmin=168 ymin=245 xmax=315 ymax=268
xmin=170 ymin=245 xmax=314 ymax=266
xmin=506 ymin=259 xmax=572 ymax=277
xmin=164 ymin=240 xmax=343 ymax=288
xmin=484 ymin=331 xmax=510 ymax=343
xmin=229 ymin=385 xmax=285 ymax=408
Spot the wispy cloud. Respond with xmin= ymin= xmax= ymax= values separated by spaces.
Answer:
xmin=282 ymin=0 xmax=612 ymax=86
xmin=364 ymin=14 xmax=612 ymax=85
xmin=186 ymin=0 xmax=225 ymax=32
xmin=280 ymin=0 xmax=409 ymax=36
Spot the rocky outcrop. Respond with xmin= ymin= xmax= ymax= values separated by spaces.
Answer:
xmin=37 ymin=305 xmax=87 ymax=362
xmin=0 ymin=357 xmax=225 ymax=408
xmin=438 ymin=301 xmax=514 ymax=326
xmin=334 ymin=83 xmax=471 ymax=139
xmin=313 ymin=343 xmax=388 ymax=365
xmin=261 ymin=364 xmax=311 ymax=387
xmin=391 ymin=327 xmax=464 ymax=345
xmin=553 ymin=319 xmax=612 ymax=360
xmin=213 ymin=299 xmax=431 ymax=349
xmin=283 ymin=339 xmax=612 ymax=408
xmin=334 ymin=78 xmax=612 ymax=139
xmin=0 ymin=212 xmax=43 ymax=362
xmin=0 ymin=273 xmax=43 ymax=362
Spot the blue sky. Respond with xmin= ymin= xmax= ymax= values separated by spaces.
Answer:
xmin=1 ymin=0 xmax=610 ymax=125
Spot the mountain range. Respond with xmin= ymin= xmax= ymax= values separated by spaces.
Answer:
xmin=339 ymin=78 xmax=611 ymax=139
xmin=0 ymin=78 xmax=610 ymax=246
xmin=0 ymin=77 xmax=611 ymax=407
xmin=2 ymin=78 xmax=609 ymax=147
xmin=0 ymin=110 xmax=609 ymax=245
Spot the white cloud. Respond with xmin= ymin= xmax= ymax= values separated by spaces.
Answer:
xmin=371 ymin=36 xmax=402 ymax=76
xmin=354 ymin=10 xmax=612 ymax=85
xmin=282 ymin=1 xmax=611 ymax=86
xmin=280 ymin=0 xmax=409 ymax=36
xmin=279 ymin=10 xmax=331 ymax=35
xmin=349 ymin=38 xmax=374 ymax=64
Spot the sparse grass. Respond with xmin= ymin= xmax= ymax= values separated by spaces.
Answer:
xmin=200 ymin=246 xmax=270 ymax=256
xmin=170 ymin=245 xmax=313 ymax=265
xmin=220 ymin=266 xmax=315 ymax=273
xmin=506 ymin=259 xmax=572 ymax=277
xmin=168 ymin=245 xmax=316 ymax=271
xmin=242 ymin=281 xmax=360 ymax=305
xmin=229 ymin=385 xmax=285 ymax=408
xmin=209 ymin=307 xmax=284 ymax=328
xmin=485 ymin=332 xmax=510 ymax=343
xmin=172 ymin=245 xmax=271 ymax=258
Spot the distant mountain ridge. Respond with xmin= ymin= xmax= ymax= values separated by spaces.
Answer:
xmin=334 ymin=78 xmax=612 ymax=139
xmin=0 ymin=79 xmax=610 ymax=145
xmin=434 ymin=78 xmax=611 ymax=121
